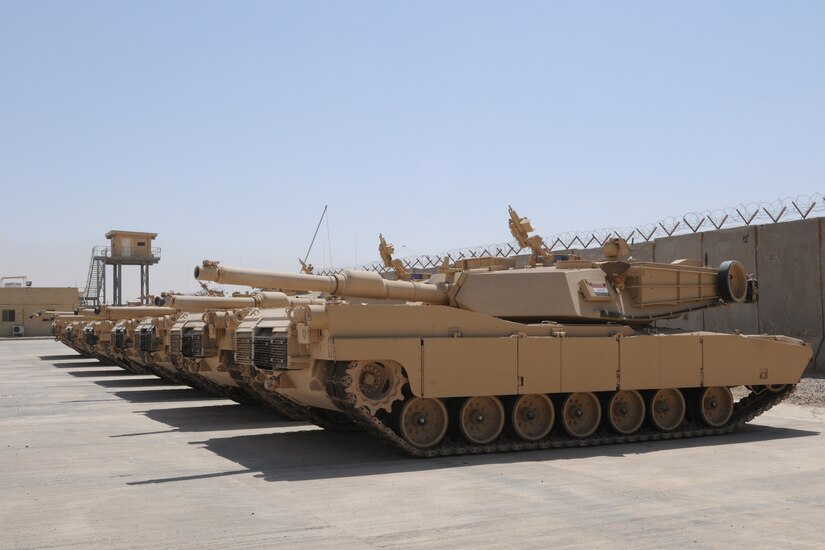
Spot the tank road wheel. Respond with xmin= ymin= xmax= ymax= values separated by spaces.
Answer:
xmin=561 ymin=392 xmax=601 ymax=438
xmin=346 ymin=360 xmax=406 ymax=415
xmin=398 ymin=397 xmax=449 ymax=450
xmin=649 ymin=389 xmax=686 ymax=432
xmin=459 ymin=396 xmax=506 ymax=444
xmin=699 ymin=386 xmax=734 ymax=427
xmin=511 ymin=394 xmax=555 ymax=441
xmin=607 ymin=390 xmax=646 ymax=435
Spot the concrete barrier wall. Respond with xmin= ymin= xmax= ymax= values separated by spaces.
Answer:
xmin=756 ymin=220 xmax=823 ymax=369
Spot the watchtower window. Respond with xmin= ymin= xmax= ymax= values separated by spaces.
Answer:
xmin=2 ymin=309 xmax=15 ymax=322
xmin=137 ymin=241 xmax=146 ymax=247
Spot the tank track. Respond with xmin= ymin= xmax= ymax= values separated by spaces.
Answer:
xmin=109 ymin=359 xmax=257 ymax=405
xmin=169 ymin=364 xmax=258 ymax=405
xmin=326 ymin=362 xmax=795 ymax=458
xmin=113 ymin=357 xmax=150 ymax=375
xmin=226 ymin=363 xmax=360 ymax=431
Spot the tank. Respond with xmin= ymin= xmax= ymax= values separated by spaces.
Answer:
xmin=194 ymin=208 xmax=812 ymax=457
xmin=79 ymin=307 xmax=181 ymax=373
xmin=128 ymin=311 xmax=241 ymax=395
xmin=167 ymin=309 xmax=259 ymax=403
xmin=53 ymin=313 xmax=102 ymax=358
xmin=81 ymin=319 xmax=116 ymax=363
xmin=228 ymin=307 xmax=359 ymax=430
xmin=160 ymin=293 xmax=358 ymax=426
xmin=109 ymin=318 xmax=143 ymax=368
xmin=119 ymin=304 xmax=255 ymax=396
xmin=108 ymin=295 xmax=313 ymax=401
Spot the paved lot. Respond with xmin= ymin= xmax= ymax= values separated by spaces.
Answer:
xmin=1 ymin=339 xmax=824 ymax=549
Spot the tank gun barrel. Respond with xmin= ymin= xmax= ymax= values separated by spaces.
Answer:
xmin=195 ymin=261 xmax=449 ymax=305
xmin=158 ymin=291 xmax=323 ymax=311
xmin=54 ymin=313 xmax=105 ymax=322
xmin=96 ymin=306 xmax=176 ymax=320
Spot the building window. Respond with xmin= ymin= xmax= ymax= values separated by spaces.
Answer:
xmin=137 ymin=241 xmax=146 ymax=247
xmin=2 ymin=309 xmax=15 ymax=322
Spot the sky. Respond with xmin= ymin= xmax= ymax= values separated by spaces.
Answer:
xmin=1 ymin=1 xmax=824 ymax=301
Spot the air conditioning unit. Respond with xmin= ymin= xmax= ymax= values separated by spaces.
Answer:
xmin=12 ymin=326 xmax=25 ymax=337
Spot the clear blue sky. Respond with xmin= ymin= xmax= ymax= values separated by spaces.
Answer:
xmin=1 ymin=1 xmax=823 ymax=299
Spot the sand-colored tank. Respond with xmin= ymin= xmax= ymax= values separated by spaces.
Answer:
xmin=152 ymin=293 xmax=315 ymax=402
xmin=53 ymin=312 xmax=100 ymax=357
xmin=159 ymin=289 xmax=359 ymax=425
xmin=228 ymin=307 xmax=358 ymax=429
xmin=79 ymin=306 xmax=177 ymax=373
xmin=167 ymin=310 xmax=257 ymax=403
xmin=195 ymin=209 xmax=812 ymax=457
xmin=130 ymin=311 xmax=244 ymax=397
xmin=104 ymin=295 xmax=307 ymax=401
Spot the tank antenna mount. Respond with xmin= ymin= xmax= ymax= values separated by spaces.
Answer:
xmin=300 ymin=205 xmax=328 ymax=273
xmin=508 ymin=206 xmax=554 ymax=267
xmin=379 ymin=234 xmax=411 ymax=281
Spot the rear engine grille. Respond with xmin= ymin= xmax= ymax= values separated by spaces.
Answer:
xmin=170 ymin=333 xmax=181 ymax=356
xmin=253 ymin=336 xmax=270 ymax=369
xmin=253 ymin=333 xmax=288 ymax=370
xmin=139 ymin=326 xmax=156 ymax=352
xmin=84 ymin=327 xmax=98 ymax=346
xmin=235 ymin=333 xmax=253 ymax=365
xmin=182 ymin=332 xmax=202 ymax=357
xmin=269 ymin=335 xmax=288 ymax=369
xmin=114 ymin=327 xmax=126 ymax=349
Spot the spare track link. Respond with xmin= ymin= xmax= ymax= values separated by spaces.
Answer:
xmin=326 ymin=361 xmax=795 ymax=458
xmin=226 ymin=364 xmax=359 ymax=431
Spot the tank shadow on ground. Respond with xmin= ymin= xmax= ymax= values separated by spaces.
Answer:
xmin=112 ymin=388 xmax=220 ymax=403
xmin=127 ymin=422 xmax=819 ymax=485
xmin=40 ymin=354 xmax=83 ymax=360
xmin=52 ymin=361 xmax=110 ymax=369
xmin=95 ymin=377 xmax=175 ymax=388
xmin=136 ymin=403 xmax=304 ymax=432
xmin=65 ymin=369 xmax=134 ymax=377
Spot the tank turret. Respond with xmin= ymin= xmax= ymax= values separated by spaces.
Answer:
xmin=195 ymin=250 xmax=752 ymax=324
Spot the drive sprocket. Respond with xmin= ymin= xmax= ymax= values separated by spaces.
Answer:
xmin=344 ymin=360 xmax=406 ymax=415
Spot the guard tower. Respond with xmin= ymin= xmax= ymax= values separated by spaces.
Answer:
xmin=105 ymin=231 xmax=160 ymax=305
xmin=81 ymin=231 xmax=160 ymax=306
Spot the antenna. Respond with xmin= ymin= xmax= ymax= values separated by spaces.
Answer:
xmin=300 ymin=205 xmax=328 ymax=273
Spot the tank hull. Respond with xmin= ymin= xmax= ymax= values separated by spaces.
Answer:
xmin=252 ymin=303 xmax=811 ymax=456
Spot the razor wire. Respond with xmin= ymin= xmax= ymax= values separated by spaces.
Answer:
xmin=317 ymin=193 xmax=824 ymax=275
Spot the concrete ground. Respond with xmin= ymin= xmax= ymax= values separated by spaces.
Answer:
xmin=1 ymin=339 xmax=824 ymax=549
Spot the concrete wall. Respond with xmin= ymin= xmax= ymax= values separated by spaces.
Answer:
xmin=756 ymin=220 xmax=823 ymax=365
xmin=0 ymin=287 xmax=79 ymax=337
